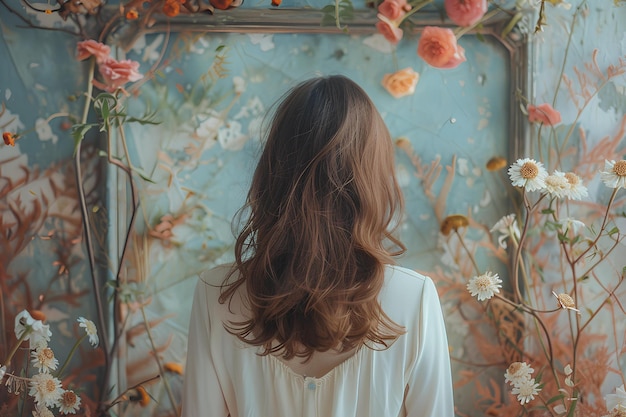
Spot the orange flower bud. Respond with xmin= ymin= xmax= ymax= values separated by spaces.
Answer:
xmin=164 ymin=362 xmax=184 ymax=375
xmin=271 ymin=0 xmax=282 ymax=5
xmin=135 ymin=386 xmax=150 ymax=407
xmin=30 ymin=310 xmax=47 ymax=322
xmin=3 ymin=132 xmax=16 ymax=146
xmin=210 ymin=0 xmax=233 ymax=9
xmin=126 ymin=9 xmax=139 ymax=19
xmin=440 ymin=214 xmax=469 ymax=236
xmin=486 ymin=156 xmax=507 ymax=171
xmin=162 ymin=0 xmax=180 ymax=17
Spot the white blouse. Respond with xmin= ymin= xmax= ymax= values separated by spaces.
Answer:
xmin=182 ymin=264 xmax=454 ymax=417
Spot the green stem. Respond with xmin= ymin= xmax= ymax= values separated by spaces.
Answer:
xmin=55 ymin=334 xmax=87 ymax=378
xmin=2 ymin=329 xmax=31 ymax=368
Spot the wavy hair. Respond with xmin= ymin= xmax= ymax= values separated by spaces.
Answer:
xmin=219 ymin=75 xmax=406 ymax=360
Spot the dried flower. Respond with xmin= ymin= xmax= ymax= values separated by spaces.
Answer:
xmin=552 ymin=291 xmax=579 ymax=312
xmin=376 ymin=15 xmax=403 ymax=44
xmin=600 ymin=160 xmax=626 ymax=189
xmin=486 ymin=156 xmax=507 ymax=171
xmin=504 ymin=361 xmax=534 ymax=386
xmin=381 ymin=67 xmax=419 ymax=98
xmin=605 ymin=384 xmax=626 ymax=412
xmin=527 ymin=103 xmax=561 ymax=126
xmin=444 ymin=0 xmax=487 ymax=27
xmin=77 ymin=317 xmax=99 ymax=347
xmin=31 ymin=346 xmax=59 ymax=373
xmin=508 ymin=158 xmax=548 ymax=192
xmin=76 ymin=40 xmax=111 ymax=64
xmin=0 ymin=365 xmax=6 ymax=381
xmin=490 ymin=213 xmax=520 ymax=249
xmin=3 ymin=132 xmax=17 ymax=146
xmin=29 ymin=373 xmax=63 ymax=407
xmin=440 ymin=214 xmax=469 ymax=236
xmin=511 ymin=377 xmax=541 ymax=405
xmin=59 ymin=390 xmax=82 ymax=414
xmin=417 ymin=26 xmax=466 ymax=69
xmin=467 ymin=271 xmax=502 ymax=301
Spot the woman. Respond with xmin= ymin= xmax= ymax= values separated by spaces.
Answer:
xmin=182 ymin=75 xmax=454 ymax=417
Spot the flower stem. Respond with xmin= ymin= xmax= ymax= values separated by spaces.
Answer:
xmin=2 ymin=329 xmax=31 ymax=368
xmin=55 ymin=334 xmax=87 ymax=378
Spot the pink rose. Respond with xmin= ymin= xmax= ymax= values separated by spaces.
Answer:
xmin=444 ymin=0 xmax=487 ymax=27
xmin=381 ymin=68 xmax=420 ymax=98
xmin=417 ymin=26 xmax=466 ymax=69
xmin=378 ymin=0 xmax=411 ymax=21
xmin=98 ymin=58 xmax=143 ymax=92
xmin=76 ymin=40 xmax=111 ymax=64
xmin=527 ymin=103 xmax=561 ymax=126
xmin=376 ymin=16 xmax=403 ymax=44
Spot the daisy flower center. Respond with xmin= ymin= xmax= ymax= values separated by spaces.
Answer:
xmin=474 ymin=275 xmax=491 ymax=290
xmin=62 ymin=391 xmax=77 ymax=405
xmin=520 ymin=162 xmax=539 ymax=179
xmin=508 ymin=362 xmax=522 ymax=375
xmin=564 ymin=172 xmax=579 ymax=185
xmin=40 ymin=348 xmax=54 ymax=361
xmin=45 ymin=379 xmax=56 ymax=393
xmin=518 ymin=383 xmax=536 ymax=396
xmin=613 ymin=160 xmax=626 ymax=176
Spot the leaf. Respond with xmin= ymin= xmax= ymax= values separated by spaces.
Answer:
xmin=71 ymin=123 xmax=97 ymax=156
xmin=131 ymin=165 xmax=156 ymax=183
xmin=557 ymin=233 xmax=570 ymax=243
xmin=542 ymin=208 xmax=555 ymax=214
xmin=126 ymin=116 xmax=161 ymax=126
xmin=608 ymin=226 xmax=620 ymax=236
xmin=545 ymin=394 xmax=565 ymax=405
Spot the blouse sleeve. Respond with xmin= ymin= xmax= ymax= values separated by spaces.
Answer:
xmin=404 ymin=277 xmax=455 ymax=417
xmin=181 ymin=277 xmax=229 ymax=417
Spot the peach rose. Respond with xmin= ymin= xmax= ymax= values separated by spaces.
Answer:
xmin=381 ymin=68 xmax=419 ymax=98
xmin=417 ymin=26 xmax=466 ymax=69
xmin=376 ymin=15 xmax=403 ymax=44
xmin=378 ymin=0 xmax=411 ymax=21
xmin=444 ymin=0 xmax=487 ymax=27
xmin=76 ymin=40 xmax=111 ymax=64
xmin=527 ymin=103 xmax=561 ymax=126
xmin=98 ymin=58 xmax=142 ymax=92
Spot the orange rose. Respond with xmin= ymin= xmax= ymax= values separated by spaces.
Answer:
xmin=381 ymin=68 xmax=419 ymax=98
xmin=417 ymin=26 xmax=466 ymax=69
xmin=376 ymin=16 xmax=403 ymax=44
xmin=378 ymin=0 xmax=411 ymax=21
xmin=444 ymin=0 xmax=487 ymax=27
xmin=98 ymin=58 xmax=143 ymax=92
xmin=527 ymin=103 xmax=561 ymax=126
xmin=76 ymin=40 xmax=111 ymax=64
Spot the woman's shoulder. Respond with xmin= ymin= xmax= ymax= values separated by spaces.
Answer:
xmin=198 ymin=263 xmax=234 ymax=286
xmin=380 ymin=264 xmax=439 ymax=324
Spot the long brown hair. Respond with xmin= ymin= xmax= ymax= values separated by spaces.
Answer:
xmin=219 ymin=75 xmax=406 ymax=360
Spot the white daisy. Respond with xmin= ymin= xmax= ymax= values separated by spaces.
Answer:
xmin=77 ymin=317 xmax=99 ymax=347
xmin=32 ymin=404 xmax=54 ymax=417
xmin=558 ymin=217 xmax=585 ymax=235
xmin=59 ymin=389 xmax=82 ymax=414
xmin=606 ymin=385 xmax=626 ymax=411
xmin=31 ymin=346 xmax=59 ymax=373
xmin=467 ymin=272 xmax=502 ymax=301
xmin=490 ymin=214 xmax=520 ymax=249
xmin=511 ymin=377 xmax=541 ymax=404
xmin=543 ymin=171 xmax=569 ymax=198
xmin=14 ymin=310 xmax=51 ymax=347
xmin=508 ymin=158 xmax=548 ymax=192
xmin=563 ymin=172 xmax=588 ymax=200
xmin=600 ymin=160 xmax=626 ymax=189
xmin=504 ymin=361 xmax=534 ymax=386
xmin=29 ymin=373 xmax=63 ymax=408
